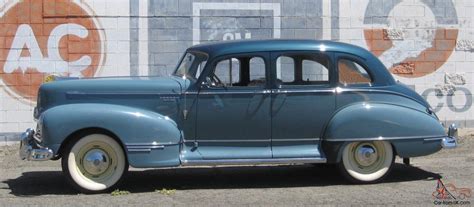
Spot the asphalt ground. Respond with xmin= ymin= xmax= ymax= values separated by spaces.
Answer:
xmin=0 ymin=131 xmax=473 ymax=206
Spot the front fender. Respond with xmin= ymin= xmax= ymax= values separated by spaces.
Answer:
xmin=322 ymin=102 xmax=445 ymax=161
xmin=41 ymin=103 xmax=181 ymax=167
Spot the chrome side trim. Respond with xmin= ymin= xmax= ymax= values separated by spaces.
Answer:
xmin=125 ymin=142 xmax=178 ymax=153
xmin=336 ymin=88 xmax=428 ymax=107
xmin=193 ymin=139 xmax=270 ymax=143
xmin=186 ymin=138 xmax=320 ymax=143
xmin=324 ymin=135 xmax=446 ymax=142
xmin=198 ymin=90 xmax=270 ymax=95
xmin=126 ymin=142 xmax=177 ymax=146
xmin=127 ymin=145 xmax=165 ymax=149
xmin=66 ymin=91 xmax=179 ymax=97
xmin=423 ymin=137 xmax=443 ymax=141
xmin=272 ymin=138 xmax=321 ymax=142
xmin=182 ymin=157 xmax=327 ymax=166
xmin=184 ymin=91 xmax=199 ymax=95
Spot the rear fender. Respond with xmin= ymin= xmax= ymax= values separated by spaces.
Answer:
xmin=322 ymin=102 xmax=445 ymax=162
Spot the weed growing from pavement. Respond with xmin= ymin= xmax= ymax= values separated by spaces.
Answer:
xmin=156 ymin=188 xmax=176 ymax=195
xmin=110 ymin=189 xmax=130 ymax=196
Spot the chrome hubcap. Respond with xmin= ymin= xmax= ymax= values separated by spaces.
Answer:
xmin=83 ymin=149 xmax=110 ymax=176
xmin=355 ymin=145 xmax=377 ymax=167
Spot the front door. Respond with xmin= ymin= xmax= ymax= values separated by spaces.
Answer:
xmin=270 ymin=51 xmax=336 ymax=158
xmin=195 ymin=52 xmax=272 ymax=159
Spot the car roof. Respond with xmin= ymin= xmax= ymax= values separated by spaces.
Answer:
xmin=187 ymin=39 xmax=396 ymax=86
xmin=187 ymin=39 xmax=372 ymax=58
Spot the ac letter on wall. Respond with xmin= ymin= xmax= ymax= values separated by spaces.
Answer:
xmin=5 ymin=24 xmax=92 ymax=77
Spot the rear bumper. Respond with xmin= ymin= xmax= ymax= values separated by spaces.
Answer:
xmin=442 ymin=123 xmax=458 ymax=149
xmin=19 ymin=128 xmax=53 ymax=161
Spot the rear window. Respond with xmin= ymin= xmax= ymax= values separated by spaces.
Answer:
xmin=338 ymin=59 xmax=371 ymax=85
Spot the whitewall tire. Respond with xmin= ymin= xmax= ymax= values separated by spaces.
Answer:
xmin=62 ymin=133 xmax=128 ymax=193
xmin=339 ymin=141 xmax=394 ymax=183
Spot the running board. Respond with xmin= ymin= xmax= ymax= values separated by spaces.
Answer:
xmin=181 ymin=157 xmax=327 ymax=166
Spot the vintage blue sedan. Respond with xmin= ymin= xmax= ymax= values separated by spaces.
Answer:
xmin=19 ymin=39 xmax=457 ymax=193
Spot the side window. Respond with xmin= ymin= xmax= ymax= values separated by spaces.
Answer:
xmin=338 ymin=59 xmax=371 ymax=85
xmin=195 ymin=60 xmax=207 ymax=78
xmin=214 ymin=58 xmax=240 ymax=86
xmin=276 ymin=53 xmax=330 ymax=86
xmin=211 ymin=56 xmax=266 ymax=87
xmin=276 ymin=56 xmax=295 ymax=84
xmin=249 ymin=57 xmax=266 ymax=86
xmin=302 ymin=59 xmax=329 ymax=82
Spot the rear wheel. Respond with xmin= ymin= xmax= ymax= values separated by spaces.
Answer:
xmin=338 ymin=141 xmax=394 ymax=183
xmin=62 ymin=133 xmax=128 ymax=193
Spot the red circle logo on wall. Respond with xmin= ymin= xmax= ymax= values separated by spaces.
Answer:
xmin=0 ymin=0 xmax=105 ymax=101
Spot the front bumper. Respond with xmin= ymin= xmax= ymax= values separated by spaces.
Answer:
xmin=442 ymin=123 xmax=458 ymax=149
xmin=19 ymin=128 xmax=53 ymax=161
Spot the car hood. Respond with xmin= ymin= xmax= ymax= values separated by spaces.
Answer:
xmin=41 ymin=76 xmax=184 ymax=93
xmin=36 ymin=76 xmax=186 ymax=118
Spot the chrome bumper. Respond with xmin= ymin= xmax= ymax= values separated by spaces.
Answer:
xmin=19 ymin=128 xmax=53 ymax=161
xmin=442 ymin=124 xmax=458 ymax=149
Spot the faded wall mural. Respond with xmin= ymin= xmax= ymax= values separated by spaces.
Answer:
xmin=1 ymin=0 xmax=473 ymax=135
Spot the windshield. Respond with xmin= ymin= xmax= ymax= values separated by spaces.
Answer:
xmin=173 ymin=52 xmax=208 ymax=79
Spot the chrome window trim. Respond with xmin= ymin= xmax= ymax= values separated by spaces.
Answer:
xmin=191 ymin=89 xmax=335 ymax=95
xmin=198 ymin=90 xmax=271 ymax=95
xmin=271 ymin=89 xmax=335 ymax=94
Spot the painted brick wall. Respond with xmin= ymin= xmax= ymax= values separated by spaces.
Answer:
xmin=0 ymin=0 xmax=474 ymax=136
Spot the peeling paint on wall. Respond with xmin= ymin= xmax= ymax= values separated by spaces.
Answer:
xmin=445 ymin=73 xmax=466 ymax=86
xmin=456 ymin=40 xmax=474 ymax=51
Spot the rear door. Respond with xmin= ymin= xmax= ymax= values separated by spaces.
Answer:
xmin=270 ymin=51 xmax=336 ymax=158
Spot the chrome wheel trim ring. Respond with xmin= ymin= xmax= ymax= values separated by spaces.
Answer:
xmin=348 ymin=142 xmax=386 ymax=174
xmin=83 ymin=148 xmax=111 ymax=176
xmin=354 ymin=143 xmax=378 ymax=167
xmin=76 ymin=141 xmax=118 ymax=182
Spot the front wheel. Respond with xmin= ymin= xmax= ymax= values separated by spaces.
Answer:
xmin=62 ymin=133 xmax=128 ymax=193
xmin=338 ymin=141 xmax=394 ymax=183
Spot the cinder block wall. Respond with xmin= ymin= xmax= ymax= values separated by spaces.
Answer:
xmin=0 ymin=0 xmax=473 ymax=136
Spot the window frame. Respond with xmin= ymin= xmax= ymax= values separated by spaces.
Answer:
xmin=198 ymin=52 xmax=271 ymax=90
xmin=270 ymin=51 xmax=336 ymax=89
xmin=172 ymin=51 xmax=209 ymax=80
